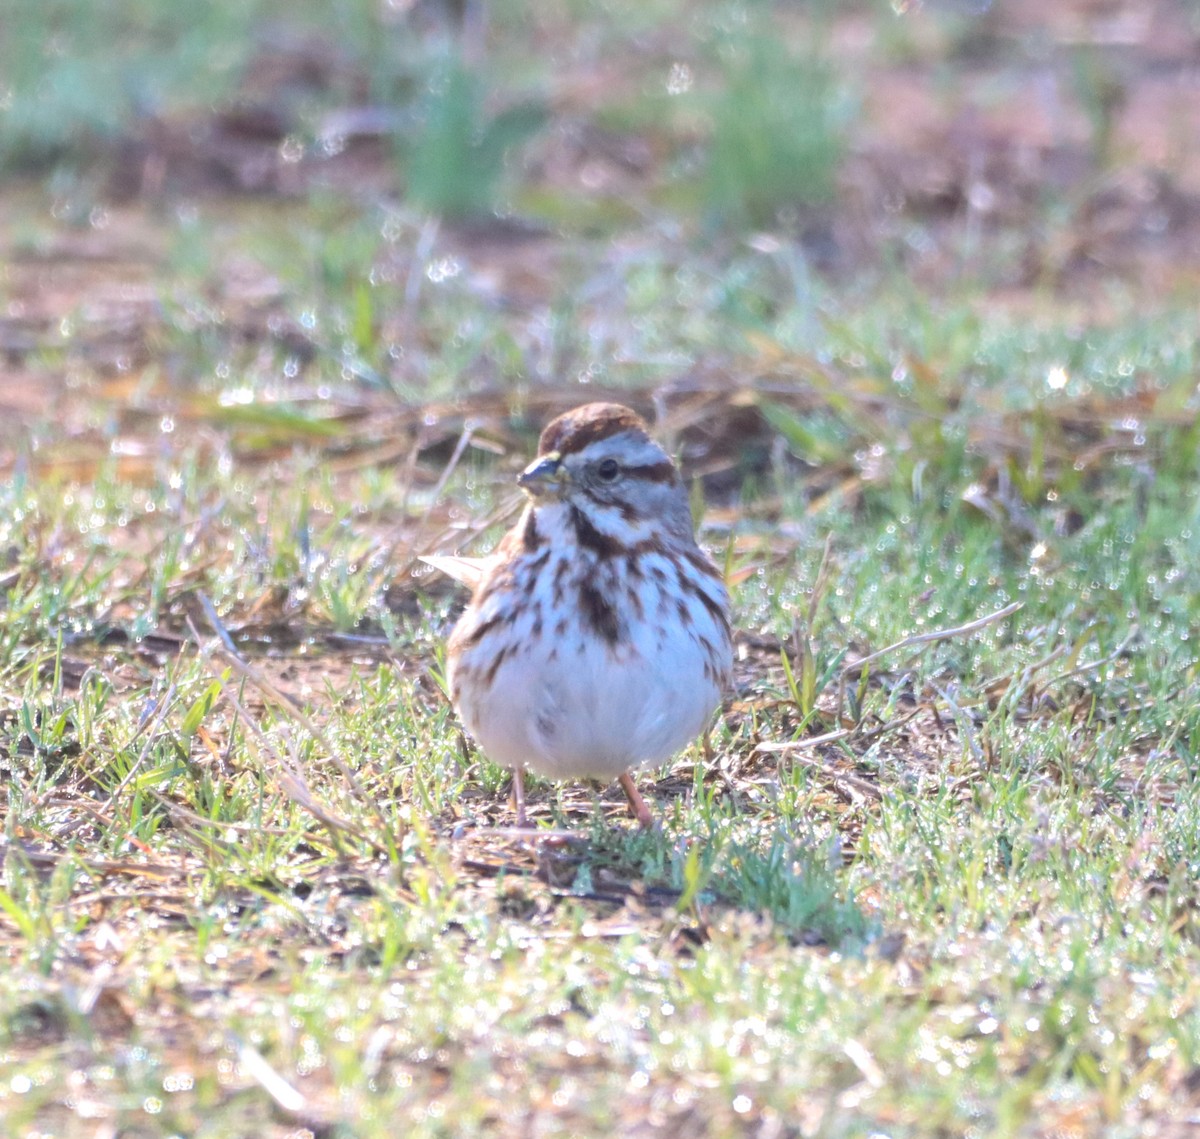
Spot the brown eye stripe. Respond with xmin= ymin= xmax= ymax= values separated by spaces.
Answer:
xmin=626 ymin=461 xmax=678 ymax=484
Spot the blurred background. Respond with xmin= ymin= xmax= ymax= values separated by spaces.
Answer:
xmin=2 ymin=0 xmax=1199 ymax=476
xmin=7 ymin=0 xmax=1200 ymax=269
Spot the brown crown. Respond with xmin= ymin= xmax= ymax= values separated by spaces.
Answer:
xmin=537 ymin=403 xmax=650 ymax=457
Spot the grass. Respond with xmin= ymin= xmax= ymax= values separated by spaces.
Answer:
xmin=402 ymin=57 xmax=548 ymax=220
xmin=3 ymin=0 xmax=1200 ymax=1135
xmin=0 ymin=0 xmax=270 ymax=169
xmin=3 ymin=234 xmax=1198 ymax=1134
xmin=701 ymin=17 xmax=849 ymax=230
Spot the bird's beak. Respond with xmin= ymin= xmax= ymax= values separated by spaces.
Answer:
xmin=517 ymin=452 xmax=567 ymax=498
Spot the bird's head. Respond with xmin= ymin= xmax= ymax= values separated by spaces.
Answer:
xmin=517 ymin=403 xmax=692 ymax=546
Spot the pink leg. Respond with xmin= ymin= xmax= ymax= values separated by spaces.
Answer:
xmin=512 ymin=766 xmax=528 ymax=828
xmin=618 ymin=772 xmax=655 ymax=829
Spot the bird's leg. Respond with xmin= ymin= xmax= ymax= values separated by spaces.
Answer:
xmin=492 ymin=768 xmax=582 ymax=844
xmin=617 ymin=772 xmax=655 ymax=829
xmin=512 ymin=765 xmax=528 ymax=828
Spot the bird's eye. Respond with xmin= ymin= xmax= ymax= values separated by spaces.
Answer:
xmin=596 ymin=458 xmax=621 ymax=482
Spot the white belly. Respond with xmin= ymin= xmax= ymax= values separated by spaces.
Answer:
xmin=449 ymin=552 xmax=730 ymax=780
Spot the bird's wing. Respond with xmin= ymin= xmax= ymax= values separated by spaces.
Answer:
xmin=418 ymin=554 xmax=491 ymax=589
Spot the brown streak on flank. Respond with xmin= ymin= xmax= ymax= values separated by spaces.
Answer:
xmin=700 ymin=633 xmax=731 ymax=686
xmin=688 ymin=582 xmax=732 ymax=637
xmin=473 ymin=564 xmax=513 ymax=607
xmin=483 ymin=644 xmax=511 ymax=686
xmin=683 ymin=547 xmax=723 ymax=581
xmin=538 ymin=403 xmax=650 ymax=457
xmin=682 ymin=558 xmax=731 ymax=634
xmin=461 ymin=612 xmax=504 ymax=647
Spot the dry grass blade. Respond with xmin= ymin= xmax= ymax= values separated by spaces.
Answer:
xmin=411 ymin=492 xmax=525 ymax=567
xmin=835 ymin=601 xmax=1023 ymax=720
xmin=189 ymin=601 xmax=392 ymax=855
xmin=1044 ymin=625 xmax=1140 ymax=688
xmin=754 ymin=710 xmax=930 ymax=801
xmin=202 ymin=670 xmax=372 ymax=853
xmin=755 ymin=726 xmax=854 ymax=754
xmin=808 ymin=531 xmax=835 ymax=627
xmin=0 ymin=839 xmax=181 ymax=883
xmin=99 ymin=680 xmax=181 ymax=819
xmin=842 ymin=602 xmax=1024 ymax=676
xmin=231 ymin=1035 xmax=311 ymax=1117
xmin=386 ymin=422 xmax=480 ymax=573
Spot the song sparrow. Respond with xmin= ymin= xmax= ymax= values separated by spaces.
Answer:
xmin=427 ymin=402 xmax=733 ymax=828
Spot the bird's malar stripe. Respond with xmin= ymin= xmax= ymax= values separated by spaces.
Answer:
xmin=569 ymin=505 xmax=625 ymax=558
xmin=522 ymin=510 xmax=542 ymax=551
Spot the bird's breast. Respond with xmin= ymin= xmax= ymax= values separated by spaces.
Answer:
xmin=449 ymin=544 xmax=731 ymax=779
